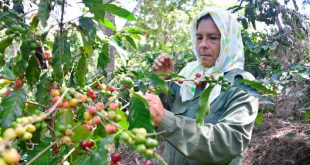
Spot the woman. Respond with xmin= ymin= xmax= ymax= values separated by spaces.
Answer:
xmin=144 ymin=8 xmax=258 ymax=165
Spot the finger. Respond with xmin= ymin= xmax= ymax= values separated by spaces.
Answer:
xmin=155 ymin=59 xmax=163 ymax=67
xmin=152 ymin=64 xmax=159 ymax=71
xmin=159 ymin=56 xmax=165 ymax=63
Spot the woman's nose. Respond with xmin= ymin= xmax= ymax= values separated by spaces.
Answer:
xmin=198 ymin=39 xmax=209 ymax=49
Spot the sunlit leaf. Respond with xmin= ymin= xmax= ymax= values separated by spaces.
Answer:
xmin=255 ymin=111 xmax=264 ymax=125
xmin=97 ymin=18 xmax=116 ymax=31
xmin=125 ymin=35 xmax=137 ymax=49
xmin=74 ymin=54 xmax=88 ymax=87
xmin=30 ymin=15 xmax=39 ymax=31
xmin=196 ymin=85 xmax=213 ymax=125
xmin=304 ymin=110 xmax=310 ymax=121
xmin=236 ymin=79 xmax=277 ymax=95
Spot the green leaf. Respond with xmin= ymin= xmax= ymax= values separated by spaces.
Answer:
xmin=78 ymin=17 xmax=96 ymax=56
xmin=1 ymin=66 xmax=15 ymax=80
xmin=89 ymin=136 xmax=114 ymax=164
xmin=115 ymin=109 xmax=128 ymax=129
xmin=195 ymin=85 xmax=213 ymax=125
xmin=52 ymin=35 xmax=72 ymax=82
xmin=56 ymin=109 xmax=74 ymax=127
xmin=149 ymin=73 xmax=169 ymax=93
xmin=97 ymin=42 xmax=110 ymax=74
xmin=236 ymin=79 xmax=277 ymax=95
xmin=255 ymin=111 xmax=264 ymax=125
xmin=83 ymin=0 xmax=135 ymax=21
xmin=304 ymin=110 xmax=310 ymax=121
xmin=26 ymin=138 xmax=53 ymax=165
xmin=35 ymin=73 xmax=50 ymax=105
xmin=38 ymin=0 xmax=51 ymax=27
xmin=13 ymin=39 xmax=31 ymax=77
xmin=101 ymin=3 xmax=136 ymax=21
xmin=97 ymin=18 xmax=116 ymax=31
xmin=0 ymin=37 xmax=13 ymax=54
xmin=30 ymin=15 xmax=39 ymax=31
xmin=26 ymin=55 xmax=41 ymax=85
xmin=0 ymin=88 xmax=26 ymax=128
xmin=75 ymin=157 xmax=90 ymax=165
xmin=123 ymin=26 xmax=143 ymax=34
xmin=0 ymin=37 xmax=13 ymax=66
xmin=125 ymin=35 xmax=137 ymax=49
xmin=71 ymin=124 xmax=92 ymax=143
xmin=74 ymin=54 xmax=88 ymax=87
xmin=128 ymin=92 xmax=154 ymax=133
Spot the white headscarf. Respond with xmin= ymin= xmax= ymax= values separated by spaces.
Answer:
xmin=179 ymin=7 xmax=245 ymax=103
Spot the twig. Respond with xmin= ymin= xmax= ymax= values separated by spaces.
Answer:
xmin=121 ymin=102 xmax=130 ymax=110
xmin=86 ymin=76 xmax=106 ymax=88
xmin=26 ymin=140 xmax=59 ymax=165
xmin=134 ymin=158 xmax=140 ymax=165
xmin=154 ymin=153 xmax=168 ymax=165
xmin=26 ymin=101 xmax=47 ymax=108
xmin=60 ymin=0 xmax=66 ymax=34
xmin=60 ymin=148 xmax=75 ymax=163
xmin=146 ymin=130 xmax=167 ymax=137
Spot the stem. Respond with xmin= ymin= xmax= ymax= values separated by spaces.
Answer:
xmin=60 ymin=0 xmax=65 ymax=34
xmin=26 ymin=140 xmax=59 ymax=165
xmin=146 ymin=130 xmax=167 ymax=136
xmin=120 ymin=102 xmax=130 ymax=110
xmin=60 ymin=148 xmax=75 ymax=163
xmin=134 ymin=158 xmax=140 ymax=165
xmin=46 ymin=88 xmax=69 ymax=116
xmin=86 ymin=76 xmax=106 ymax=88
xmin=154 ymin=153 xmax=168 ymax=165
xmin=26 ymin=101 xmax=47 ymax=108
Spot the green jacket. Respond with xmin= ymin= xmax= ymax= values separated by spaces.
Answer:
xmin=157 ymin=69 xmax=259 ymax=165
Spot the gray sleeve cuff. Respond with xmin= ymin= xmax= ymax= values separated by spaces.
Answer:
xmin=157 ymin=110 xmax=176 ymax=137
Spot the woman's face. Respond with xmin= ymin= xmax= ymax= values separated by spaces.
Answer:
xmin=196 ymin=19 xmax=221 ymax=67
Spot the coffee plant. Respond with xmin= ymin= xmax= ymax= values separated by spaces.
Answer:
xmin=0 ymin=0 xmax=301 ymax=165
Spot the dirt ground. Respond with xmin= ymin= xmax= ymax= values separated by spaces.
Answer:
xmin=242 ymin=89 xmax=310 ymax=165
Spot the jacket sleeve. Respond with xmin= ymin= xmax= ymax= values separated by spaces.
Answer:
xmin=157 ymin=88 xmax=259 ymax=164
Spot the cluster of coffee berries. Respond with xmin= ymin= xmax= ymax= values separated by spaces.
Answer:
xmin=5 ymin=24 xmax=27 ymax=42
xmin=119 ymin=128 xmax=157 ymax=161
xmin=3 ymin=115 xmax=41 ymax=142
xmin=0 ymin=113 xmax=45 ymax=165
xmin=176 ymin=73 xmax=231 ymax=90
xmin=120 ymin=77 xmax=134 ymax=88
xmin=51 ymin=87 xmax=83 ymax=109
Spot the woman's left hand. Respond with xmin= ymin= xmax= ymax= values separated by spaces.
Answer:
xmin=143 ymin=93 xmax=165 ymax=127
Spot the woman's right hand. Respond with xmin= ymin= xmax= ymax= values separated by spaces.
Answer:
xmin=152 ymin=54 xmax=173 ymax=74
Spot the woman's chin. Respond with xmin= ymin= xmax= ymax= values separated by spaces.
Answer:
xmin=200 ymin=61 xmax=214 ymax=67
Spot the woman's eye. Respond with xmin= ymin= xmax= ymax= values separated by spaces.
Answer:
xmin=210 ymin=37 xmax=218 ymax=40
